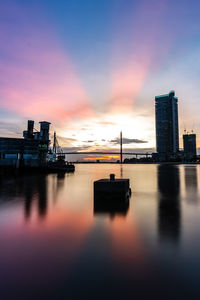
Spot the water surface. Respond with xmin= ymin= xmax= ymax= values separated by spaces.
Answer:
xmin=1 ymin=164 xmax=200 ymax=299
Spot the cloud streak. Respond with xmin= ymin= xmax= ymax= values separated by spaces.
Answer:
xmin=110 ymin=138 xmax=148 ymax=145
xmin=110 ymin=0 xmax=168 ymax=111
xmin=0 ymin=2 xmax=93 ymax=122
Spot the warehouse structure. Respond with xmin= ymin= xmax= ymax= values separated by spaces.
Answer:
xmin=0 ymin=120 xmax=51 ymax=167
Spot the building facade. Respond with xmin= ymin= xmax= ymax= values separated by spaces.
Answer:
xmin=0 ymin=120 xmax=51 ymax=167
xmin=155 ymin=91 xmax=179 ymax=161
xmin=183 ymin=133 xmax=196 ymax=160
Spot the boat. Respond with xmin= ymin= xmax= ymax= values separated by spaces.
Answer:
xmin=47 ymin=155 xmax=75 ymax=173
xmin=46 ymin=132 xmax=75 ymax=173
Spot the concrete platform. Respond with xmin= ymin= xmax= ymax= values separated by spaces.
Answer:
xmin=94 ymin=174 xmax=131 ymax=201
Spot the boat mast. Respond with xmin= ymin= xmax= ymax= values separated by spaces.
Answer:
xmin=53 ymin=131 xmax=57 ymax=154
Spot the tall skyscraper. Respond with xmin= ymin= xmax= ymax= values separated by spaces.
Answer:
xmin=155 ymin=91 xmax=179 ymax=160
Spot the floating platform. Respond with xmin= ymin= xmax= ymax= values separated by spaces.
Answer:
xmin=94 ymin=174 xmax=131 ymax=201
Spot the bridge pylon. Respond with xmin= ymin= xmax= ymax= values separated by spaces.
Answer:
xmin=120 ymin=131 xmax=123 ymax=163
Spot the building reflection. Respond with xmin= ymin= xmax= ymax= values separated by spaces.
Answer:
xmin=24 ymin=175 xmax=48 ymax=219
xmin=0 ymin=172 xmax=49 ymax=220
xmin=184 ymin=166 xmax=198 ymax=204
xmin=157 ymin=165 xmax=181 ymax=243
xmin=56 ymin=172 xmax=65 ymax=190
xmin=94 ymin=197 xmax=129 ymax=219
xmin=120 ymin=164 xmax=123 ymax=178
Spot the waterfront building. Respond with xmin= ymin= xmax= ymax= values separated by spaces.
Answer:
xmin=183 ymin=133 xmax=196 ymax=160
xmin=155 ymin=91 xmax=179 ymax=161
xmin=0 ymin=120 xmax=51 ymax=167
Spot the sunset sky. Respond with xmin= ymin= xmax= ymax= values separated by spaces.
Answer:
xmin=1 ymin=0 xmax=200 ymax=160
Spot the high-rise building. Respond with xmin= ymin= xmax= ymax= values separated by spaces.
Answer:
xmin=183 ymin=133 xmax=196 ymax=159
xmin=155 ymin=91 xmax=179 ymax=160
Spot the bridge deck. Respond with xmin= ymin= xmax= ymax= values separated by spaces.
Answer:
xmin=60 ymin=152 xmax=152 ymax=156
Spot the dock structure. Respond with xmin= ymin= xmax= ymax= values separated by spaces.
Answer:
xmin=0 ymin=120 xmax=51 ymax=168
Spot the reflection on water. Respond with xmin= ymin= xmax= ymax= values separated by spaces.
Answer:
xmin=185 ymin=166 xmax=197 ymax=189
xmin=157 ymin=165 xmax=181 ymax=243
xmin=0 ymin=164 xmax=200 ymax=299
xmin=94 ymin=197 xmax=129 ymax=218
xmin=0 ymin=173 xmax=49 ymax=220
xmin=24 ymin=175 xmax=48 ymax=219
xmin=184 ymin=166 xmax=198 ymax=203
xmin=0 ymin=172 xmax=66 ymax=220
xmin=120 ymin=164 xmax=123 ymax=178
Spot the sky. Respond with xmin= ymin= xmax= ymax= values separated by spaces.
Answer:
xmin=1 ymin=0 xmax=200 ymax=161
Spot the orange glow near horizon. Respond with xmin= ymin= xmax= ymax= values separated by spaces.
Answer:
xmin=83 ymin=154 xmax=120 ymax=161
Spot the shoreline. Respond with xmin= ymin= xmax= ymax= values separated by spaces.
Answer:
xmin=73 ymin=161 xmax=199 ymax=165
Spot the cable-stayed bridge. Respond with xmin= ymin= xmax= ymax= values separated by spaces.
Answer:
xmin=62 ymin=151 xmax=151 ymax=156
xmin=54 ymin=131 xmax=152 ymax=162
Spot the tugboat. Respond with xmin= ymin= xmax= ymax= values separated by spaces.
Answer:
xmin=47 ymin=154 xmax=75 ymax=172
xmin=46 ymin=132 xmax=75 ymax=173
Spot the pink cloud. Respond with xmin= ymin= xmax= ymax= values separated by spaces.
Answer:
xmin=110 ymin=0 xmax=168 ymax=111
xmin=0 ymin=2 xmax=94 ymax=122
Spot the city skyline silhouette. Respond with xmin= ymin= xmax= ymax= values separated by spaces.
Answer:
xmin=1 ymin=0 xmax=200 ymax=161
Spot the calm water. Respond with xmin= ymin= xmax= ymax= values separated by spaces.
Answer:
xmin=1 ymin=164 xmax=200 ymax=299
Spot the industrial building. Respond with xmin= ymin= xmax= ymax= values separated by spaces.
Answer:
xmin=183 ymin=133 xmax=197 ymax=160
xmin=0 ymin=120 xmax=51 ymax=168
xmin=155 ymin=91 xmax=179 ymax=161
